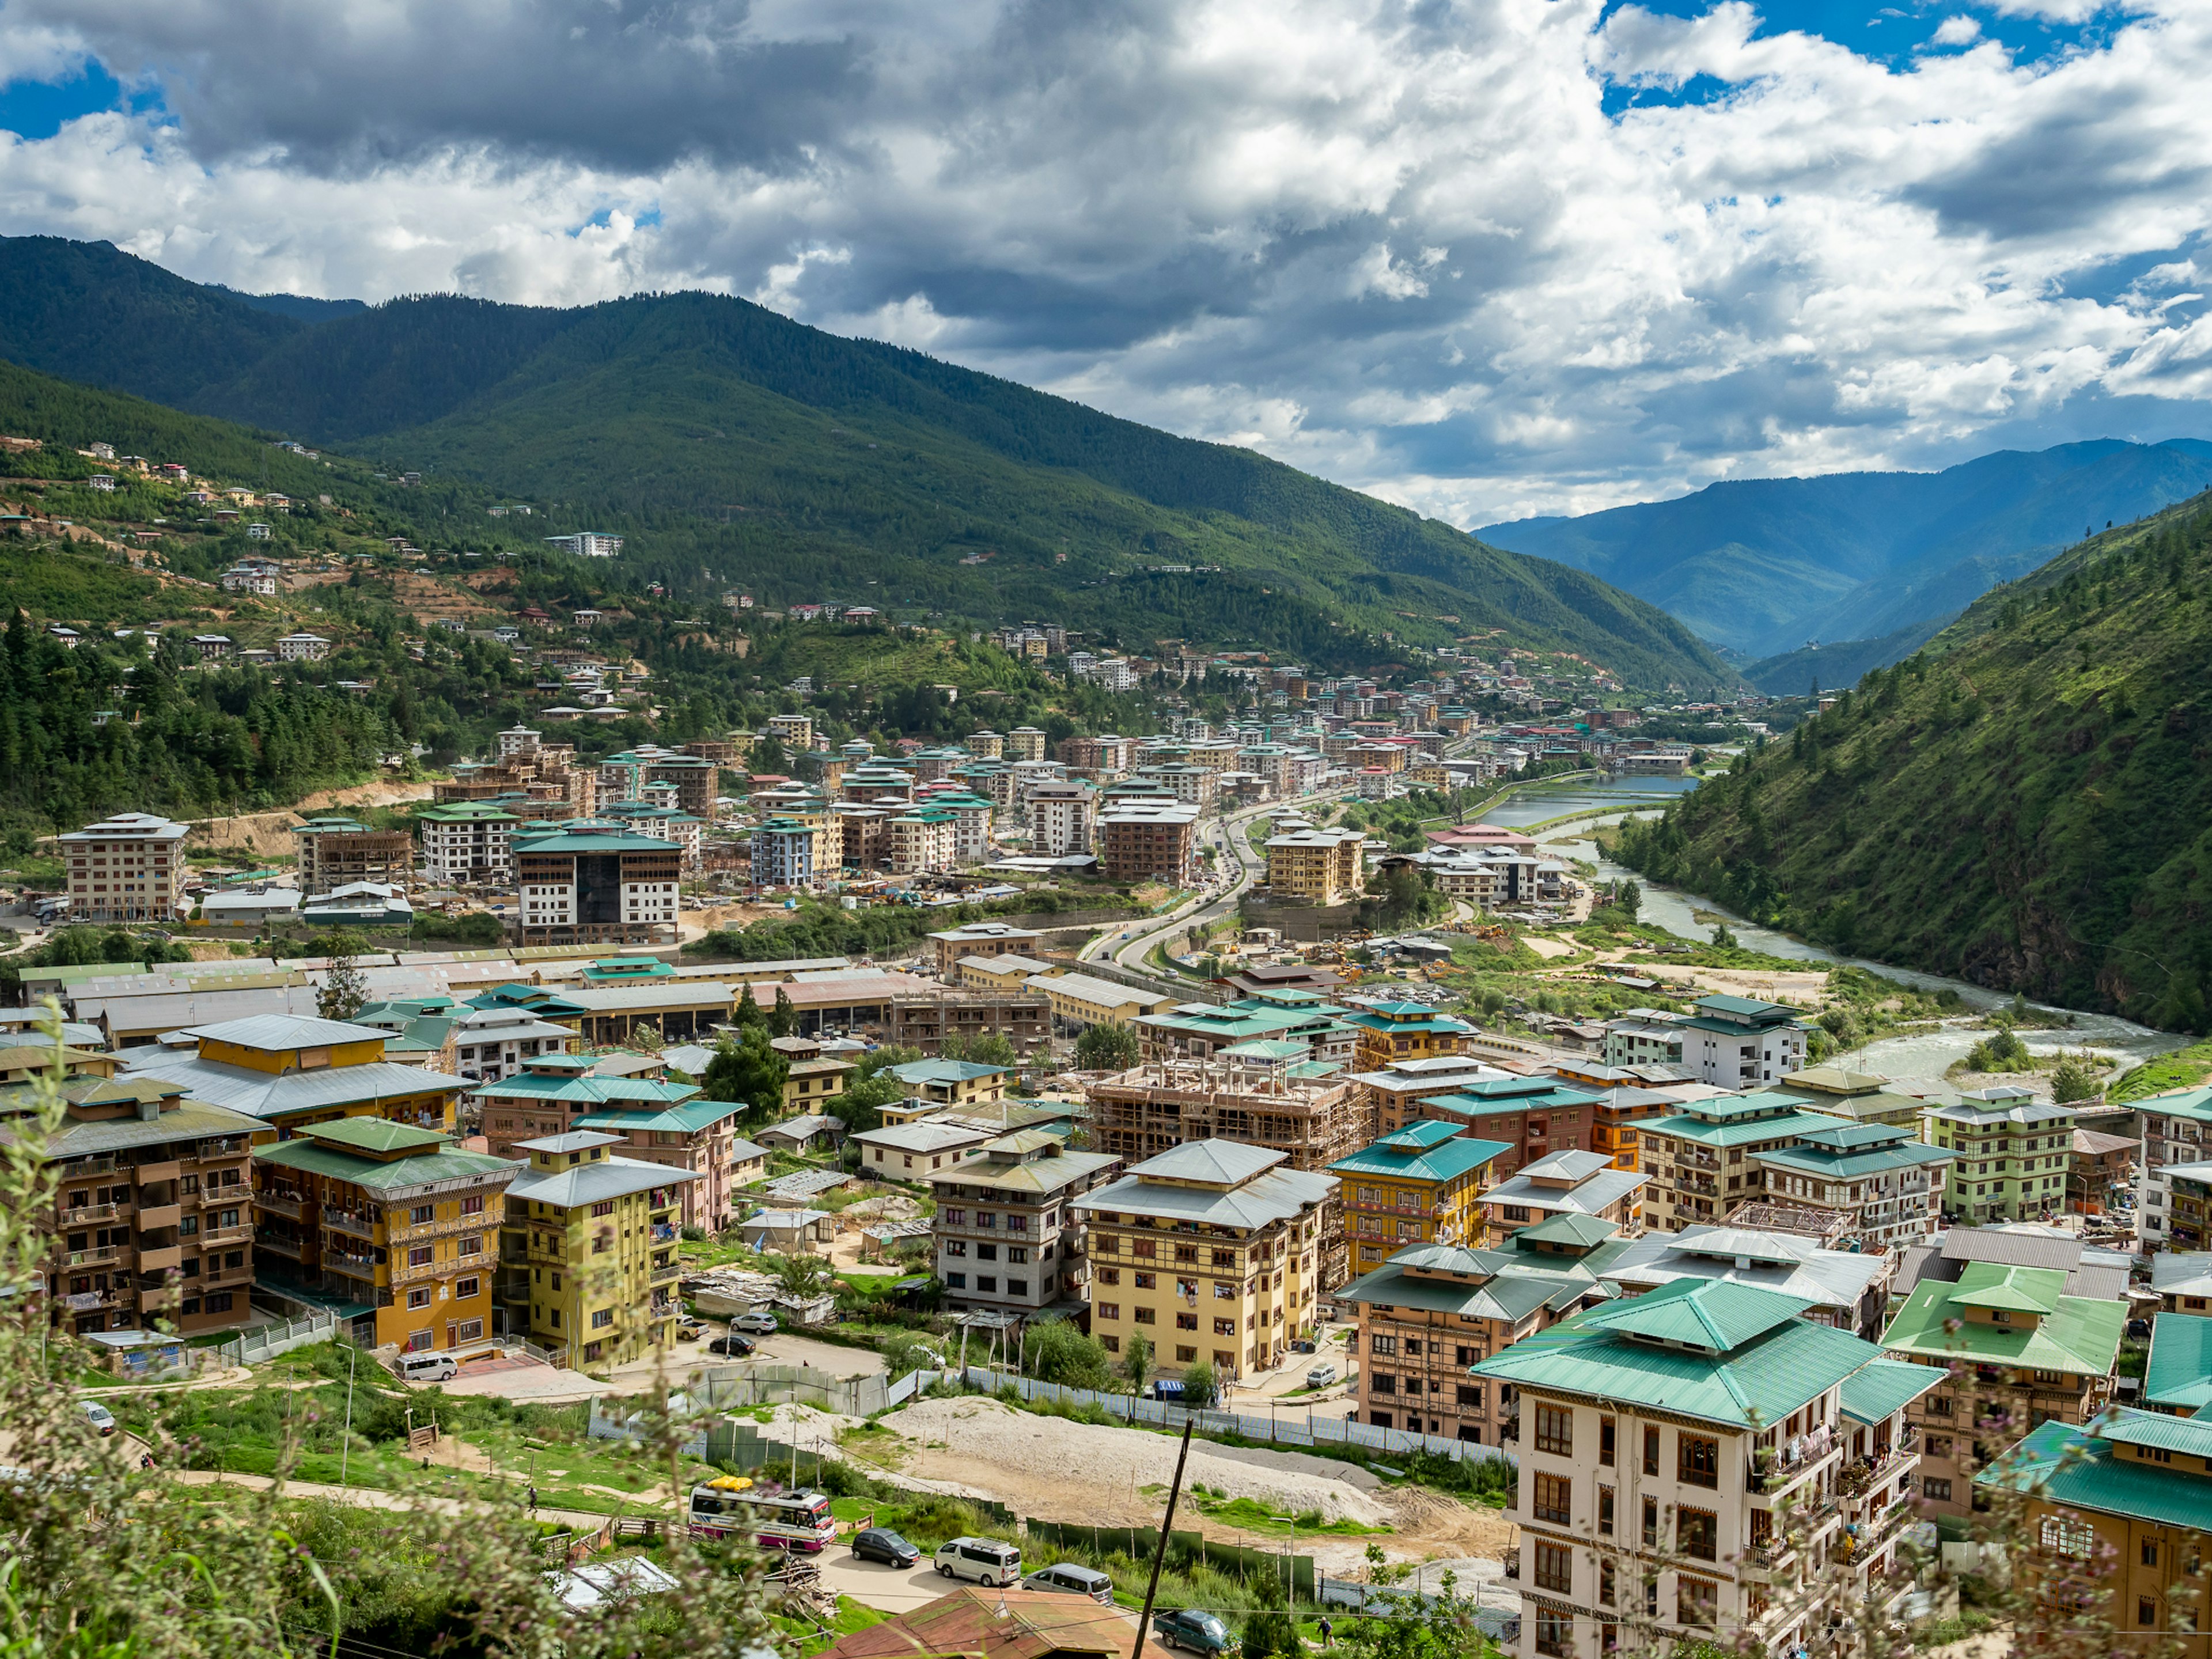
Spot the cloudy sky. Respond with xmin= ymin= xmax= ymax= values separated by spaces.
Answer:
xmin=0 ymin=0 xmax=2206 ymax=524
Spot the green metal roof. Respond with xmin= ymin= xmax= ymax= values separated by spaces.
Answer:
xmin=1839 ymin=1357 xmax=1942 ymax=1425
xmin=1642 ymin=1107 xmax=1843 ymax=1149
xmin=1982 ymin=1414 xmax=2212 ymax=1532
xmin=2145 ymin=1313 xmax=2212 ymax=1414
xmin=1881 ymin=1261 xmax=2126 ymax=1376
xmin=1756 ymin=1138 xmax=1956 ymax=1180
xmin=304 ymin=1117 xmax=449 ymax=1154
xmin=1576 ymin=1277 xmax=1808 ymax=1352
xmin=1421 ymin=1085 xmax=1599 ymax=1119
xmin=1329 ymin=1134 xmax=1511 ymax=1185
xmin=255 ymin=1135 xmax=518 ymax=1191
xmin=2134 ymin=1084 xmax=2212 ymax=1125
xmin=1517 ymin=1213 xmax=1620 ymax=1248
xmin=571 ymin=1098 xmax=749 ymax=1134
xmin=467 ymin=1073 xmax=699 ymax=1105
xmin=1471 ymin=1276 xmax=1885 ymax=1427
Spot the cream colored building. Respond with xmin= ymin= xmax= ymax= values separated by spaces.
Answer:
xmin=62 ymin=812 xmax=190 ymax=924
xmin=1074 ymin=1139 xmax=1337 ymax=1380
xmin=1029 ymin=971 xmax=1176 ymax=1031
xmin=1263 ymin=827 xmax=1366 ymax=906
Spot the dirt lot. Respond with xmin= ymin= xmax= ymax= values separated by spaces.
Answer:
xmin=873 ymin=1396 xmax=1514 ymax=1571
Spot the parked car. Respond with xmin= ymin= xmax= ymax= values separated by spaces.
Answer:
xmin=850 ymin=1527 xmax=921 ymax=1568
xmin=1022 ymin=1563 xmax=1113 ymax=1604
xmin=1154 ymin=1610 xmax=1231 ymax=1653
xmin=79 ymin=1401 xmax=116 ymax=1436
xmin=1305 ymin=1362 xmax=1337 ymax=1389
xmin=676 ymin=1316 xmax=706 ymax=1341
xmin=730 ymin=1310 xmax=779 ymax=1334
xmin=934 ymin=1536 xmax=1021 ymax=1586
xmin=707 ymin=1334 xmax=756 ymax=1357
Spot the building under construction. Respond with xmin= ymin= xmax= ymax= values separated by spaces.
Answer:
xmin=1086 ymin=1056 xmax=1368 ymax=1174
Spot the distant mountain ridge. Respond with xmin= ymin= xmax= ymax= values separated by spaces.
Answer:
xmin=1482 ymin=440 xmax=2212 ymax=659
xmin=0 ymin=235 xmax=1733 ymax=689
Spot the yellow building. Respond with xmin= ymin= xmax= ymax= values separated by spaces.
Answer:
xmin=1328 ymin=1122 xmax=1512 ymax=1272
xmin=781 ymin=1056 xmax=854 ymax=1114
xmin=1028 ymin=971 xmax=1176 ymax=1031
xmin=1339 ymin=1001 xmax=1476 ymax=1074
xmin=1074 ymin=1139 xmax=1338 ymax=1381
xmin=956 ymin=953 xmax=1059 ymax=993
xmin=1263 ymin=827 xmax=1366 ymax=906
xmin=252 ymin=1117 xmax=517 ymax=1352
xmin=886 ymin=1058 xmax=1010 ymax=1109
xmin=499 ymin=1130 xmax=696 ymax=1369
xmin=119 ymin=1013 xmax=466 ymax=1136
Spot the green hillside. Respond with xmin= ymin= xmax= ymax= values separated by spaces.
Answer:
xmin=1613 ymin=491 xmax=2212 ymax=1031
xmin=0 ymin=236 xmax=1733 ymax=689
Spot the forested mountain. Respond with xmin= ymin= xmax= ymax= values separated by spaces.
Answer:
xmin=0 ymin=236 xmax=1732 ymax=688
xmin=1613 ymin=491 xmax=2212 ymax=1031
xmin=1482 ymin=440 xmax=2212 ymax=659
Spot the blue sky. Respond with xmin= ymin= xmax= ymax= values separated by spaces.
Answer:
xmin=0 ymin=0 xmax=2203 ymax=524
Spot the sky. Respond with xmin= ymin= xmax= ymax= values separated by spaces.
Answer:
xmin=0 ymin=0 xmax=2207 ymax=525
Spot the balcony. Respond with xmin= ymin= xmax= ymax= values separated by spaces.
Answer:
xmin=194 ymin=1137 xmax=250 ymax=1162
xmin=495 ymin=1275 xmax=532 ymax=1306
xmin=134 ymin=1159 xmax=181 ymax=1185
xmin=66 ymin=1244 xmax=126 ymax=1268
xmin=60 ymin=1201 xmax=122 ymax=1225
xmin=324 ymin=1246 xmax=376 ymax=1276
xmin=60 ymin=1156 xmax=119 ymax=1177
xmin=651 ymin=1222 xmax=679 ymax=1244
xmin=255 ymin=1230 xmax=309 ymax=1260
xmin=201 ymin=1222 xmax=254 ymax=1247
xmin=138 ymin=1284 xmax=179 ymax=1313
xmin=137 ymin=1203 xmax=182 ymax=1233
xmin=138 ymin=1244 xmax=183 ymax=1274
xmin=324 ymin=1210 xmax=377 ymax=1241
xmin=650 ymin=1261 xmax=683 ymax=1285
xmin=203 ymin=1262 xmax=254 ymax=1286
xmin=256 ymin=1192 xmax=307 ymax=1221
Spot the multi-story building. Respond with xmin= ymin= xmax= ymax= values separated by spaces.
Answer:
xmin=1025 ymin=781 xmax=1096 ymax=856
xmin=512 ymin=825 xmax=681 ymax=946
xmin=1339 ymin=1217 xmax=1628 ymax=1441
xmin=6 ymin=1074 xmax=267 ymax=1337
xmin=1339 ymin=1001 xmax=1475 ymax=1074
xmin=1990 ymin=1408 xmax=2212 ymax=1659
xmin=1745 ymin=1120 xmax=1955 ymax=1251
xmin=1476 ymin=1278 xmax=1934 ymax=1659
xmin=1263 ymin=827 xmax=1366 ymax=905
xmin=887 ymin=807 xmax=961 ymax=874
xmin=61 ymin=811 xmax=190 ymax=924
xmin=886 ymin=1057 xmax=1013 ymax=1109
xmin=252 ymin=1116 xmax=517 ymax=1353
xmin=1637 ymin=1092 xmax=1842 ymax=1233
xmin=1673 ymin=994 xmax=1814 ymax=1088
xmin=751 ymin=817 xmax=817 ymax=888
xmin=927 ymin=922 xmax=1046 ymax=977
xmin=927 ymin=1130 xmax=1122 ymax=1316
xmin=1347 ymin=1054 xmax=1516 ymax=1136
xmin=1088 ymin=1056 xmax=1369 ymax=1179
xmin=1006 ymin=726 xmax=1047 ymax=762
xmin=498 ymin=1131 xmax=697 ymax=1369
xmin=1329 ymin=1122 xmax=1510 ymax=1275
xmin=294 ymin=816 xmax=414 ymax=896
xmin=766 ymin=713 xmax=814 ymax=751
xmin=1597 ymin=1225 xmax=1893 ymax=1339
xmin=1883 ymin=1259 xmax=2125 ymax=1516
xmin=1075 ymin=1139 xmax=1337 ymax=1380
xmin=1770 ymin=1064 xmax=1932 ymax=1130
xmin=1923 ymin=1086 xmax=2078 ymax=1225
xmin=119 ymin=1014 xmax=465 ymax=1138
xmin=1132 ymin=997 xmax=1355 ymax=1066
xmin=1097 ymin=801 xmax=1200 ymax=886
xmin=1027 ymin=971 xmax=1176 ymax=1033
xmin=416 ymin=801 xmax=523 ymax=885
xmin=885 ymin=992 xmax=1049 ymax=1056
xmin=2132 ymin=1081 xmax=2212 ymax=1248
xmin=2070 ymin=1128 xmax=2137 ymax=1219
xmin=1390 ymin=1075 xmax=1605 ymax=1177
xmin=1479 ymin=1148 xmax=1649 ymax=1241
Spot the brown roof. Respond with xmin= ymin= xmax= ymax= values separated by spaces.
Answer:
xmin=2074 ymin=1127 xmax=2137 ymax=1156
xmin=819 ymin=1586 xmax=1177 ymax=1659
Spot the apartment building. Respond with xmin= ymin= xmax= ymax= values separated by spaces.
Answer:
xmin=1088 ymin=1055 xmax=1368 ymax=1179
xmin=766 ymin=713 xmax=815 ymax=750
xmin=1747 ymin=1120 xmax=1955 ymax=1251
xmin=1330 ymin=1122 xmax=1510 ymax=1274
xmin=512 ymin=826 xmax=682 ymax=947
xmin=1097 ymin=801 xmax=1200 ymax=886
xmin=885 ymin=1057 xmax=1012 ymax=1109
xmin=1339 ymin=1217 xmax=1627 ymax=1441
xmin=8 ymin=1075 xmax=267 ymax=1336
xmin=1134 ymin=998 xmax=1355 ymax=1066
xmin=1674 ymin=995 xmax=1814 ymax=1088
xmin=1028 ymin=972 xmax=1176 ymax=1032
xmin=293 ymin=817 xmax=414 ymax=896
xmin=252 ymin=1116 xmax=517 ymax=1353
xmin=1637 ymin=1092 xmax=1842 ymax=1233
xmin=62 ymin=811 xmax=190 ymax=923
xmin=1391 ymin=1075 xmax=1604 ymax=1178
xmin=1026 ymin=780 xmax=1096 ymax=856
xmin=119 ymin=1014 xmax=465 ymax=1137
xmin=1264 ymin=827 xmax=1366 ymax=906
xmin=1991 ymin=1410 xmax=2212 ymax=1659
xmin=1476 ymin=1279 xmax=1933 ymax=1659
xmin=752 ymin=817 xmax=816 ymax=888
xmin=2133 ymin=1081 xmax=2212 ymax=1247
xmin=1771 ymin=1064 xmax=1933 ymax=1130
xmin=927 ymin=1131 xmax=1122 ymax=1315
xmin=928 ymin=922 xmax=1046 ymax=977
xmin=416 ymin=801 xmax=523 ymax=884
xmin=1075 ymin=1139 xmax=1337 ymax=1380
xmin=498 ymin=1131 xmax=698 ymax=1368
xmin=1923 ymin=1086 xmax=2079 ymax=1225
xmin=1479 ymin=1148 xmax=1649 ymax=1240
xmin=887 ymin=807 xmax=961 ymax=874
xmin=1597 ymin=1225 xmax=1893 ymax=1340
xmin=1339 ymin=1001 xmax=1475 ymax=1074
xmin=1883 ymin=1259 xmax=2124 ymax=1516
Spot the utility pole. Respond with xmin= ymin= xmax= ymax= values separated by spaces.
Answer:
xmin=339 ymin=1339 xmax=358 ymax=1486
xmin=1132 ymin=1421 xmax=1196 ymax=1659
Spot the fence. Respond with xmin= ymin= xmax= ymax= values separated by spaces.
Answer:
xmin=1065 ymin=955 xmax=1228 ymax=1007
xmin=687 ymin=1362 xmax=916 ymax=1417
xmin=203 ymin=1309 xmax=338 ymax=1370
xmin=914 ymin=1366 xmax=1516 ymax=1469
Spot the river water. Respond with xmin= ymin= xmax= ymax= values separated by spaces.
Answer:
xmin=1501 ymin=777 xmax=2184 ymax=1095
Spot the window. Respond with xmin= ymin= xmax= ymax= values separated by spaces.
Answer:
xmin=1600 ymin=1560 xmax=1616 ymax=1605
xmin=1597 ymin=1486 xmax=1613 ymax=1536
xmin=590 ymin=1200 xmax=615 ymax=1218
xmin=946 ymin=1272 xmax=966 ymax=1289
xmin=1676 ymin=1577 xmax=1717 ymax=1629
xmin=2144 ymin=1540 xmax=2161 ymax=1567
xmin=1599 ymin=1416 xmax=1615 ymax=1466
xmin=1176 ymin=1346 xmax=1196 ymax=1362
xmin=1456 ymin=1384 xmax=1480 ymax=1407
xmin=408 ymin=1245 xmax=435 ymax=1267
xmin=947 ymin=1239 xmax=968 ymax=1257
xmin=455 ymin=1275 xmax=480 ymax=1298
xmin=2141 ymin=1598 xmax=2157 ymax=1629
xmin=1642 ymin=1425 xmax=1659 ymax=1475
xmin=1928 ymin=1394 xmax=1954 ymax=1417
xmin=1177 ymin=1313 xmax=1198 ymax=1330
xmin=1924 ymin=1477 xmax=1953 ymax=1502
xmin=1134 ymin=1307 xmax=1156 ymax=1324
xmin=591 ymin=1308 xmax=613 ymax=1328
xmin=1641 ymin=1496 xmax=1658 ymax=1547
xmin=410 ymin=1204 xmax=435 ymax=1226
xmin=407 ymin=1287 xmax=431 ymax=1310
xmin=458 ymin=1234 xmax=482 ymax=1256
xmin=1371 ymin=1373 xmax=1397 ymax=1396
xmin=1677 ymin=1508 xmax=1718 ymax=1560
xmin=1535 ymin=1404 xmax=1573 ymax=1456
xmin=1677 ymin=1434 xmax=1719 ymax=1488
xmin=461 ymin=1194 xmax=485 ymax=1216
xmin=206 ymin=1291 xmax=232 ymax=1314
xmin=1533 ymin=1541 xmax=1571 ymax=1593
xmin=1531 ymin=1471 xmax=1571 ymax=1526
xmin=1370 ymin=1334 xmax=1399 ymax=1355
xmin=1535 ymin=1612 xmax=1570 ymax=1658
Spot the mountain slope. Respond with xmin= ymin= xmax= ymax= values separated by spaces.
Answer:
xmin=1612 ymin=491 xmax=2212 ymax=1029
xmin=0 ymin=237 xmax=1732 ymax=688
xmin=1483 ymin=440 xmax=2212 ymax=657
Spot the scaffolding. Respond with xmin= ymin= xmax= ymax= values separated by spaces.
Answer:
xmin=1084 ymin=1057 xmax=1369 ymax=1174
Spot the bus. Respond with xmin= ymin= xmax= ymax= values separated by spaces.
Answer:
xmin=687 ymin=1480 xmax=838 ymax=1552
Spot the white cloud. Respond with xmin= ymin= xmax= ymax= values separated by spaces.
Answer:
xmin=0 ymin=0 xmax=2205 ymax=521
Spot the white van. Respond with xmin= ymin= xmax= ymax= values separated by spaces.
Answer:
xmin=398 ymin=1351 xmax=458 ymax=1384
xmin=934 ymin=1536 xmax=1022 ymax=1586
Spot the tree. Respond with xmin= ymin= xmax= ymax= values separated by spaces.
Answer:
xmin=1075 ymin=1023 xmax=1139 ymax=1071
xmin=1022 ymin=1323 xmax=1115 ymax=1389
xmin=770 ymin=1252 xmax=833 ymax=1298
xmin=1122 ymin=1331 xmax=1152 ymax=1398
xmin=700 ymin=1028 xmax=790 ymax=1123
xmin=1181 ymin=1360 xmax=1219 ymax=1409
xmin=2051 ymin=1051 xmax=2102 ymax=1103
xmin=941 ymin=1030 xmax=1019 ymax=1069
xmin=732 ymin=986 xmax=768 ymax=1028
xmin=316 ymin=934 xmax=369 ymax=1022
xmin=1615 ymin=878 xmax=1642 ymax=919
xmin=768 ymin=984 xmax=796 ymax=1038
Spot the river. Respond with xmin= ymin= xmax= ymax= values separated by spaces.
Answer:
xmin=1506 ymin=779 xmax=2184 ymax=1095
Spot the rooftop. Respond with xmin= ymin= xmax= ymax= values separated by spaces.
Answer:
xmin=2145 ymin=1312 xmax=2212 ymax=1414
xmin=1881 ymin=1260 xmax=2127 ymax=1376
xmin=1980 ymin=1410 xmax=2212 ymax=1534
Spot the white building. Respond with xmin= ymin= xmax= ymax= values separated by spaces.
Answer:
xmin=1026 ymin=780 xmax=1096 ymax=857
xmin=276 ymin=633 xmax=331 ymax=661
xmin=62 ymin=811 xmax=191 ymax=924
xmin=544 ymin=532 xmax=624 ymax=558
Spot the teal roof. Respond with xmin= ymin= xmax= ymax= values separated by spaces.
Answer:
xmin=572 ymin=1098 xmax=749 ymax=1134
xmin=1882 ymin=1260 xmax=2126 ymax=1377
xmin=1678 ymin=1090 xmax=1817 ymax=1121
xmin=1338 ymin=1237 xmax=1628 ymax=1324
xmin=1577 ymin=1278 xmax=1809 ymax=1353
xmin=507 ymin=830 xmax=672 ymax=853
xmin=255 ymin=1134 xmax=517 ymax=1192
xmin=1219 ymin=1039 xmax=1313 ymax=1062
xmin=889 ymin=1059 xmax=1010 ymax=1085
xmin=1756 ymin=1138 xmax=1955 ymax=1180
xmin=465 ymin=1072 xmax=700 ymax=1106
xmin=2146 ymin=1313 xmax=2212 ymax=1414
xmin=1421 ymin=1085 xmax=1600 ymax=1119
xmin=2137 ymin=1084 xmax=2212 ymax=1125
xmin=1980 ymin=1412 xmax=2212 ymax=1532
xmin=1518 ymin=1213 xmax=1620 ymax=1248
xmin=1330 ymin=1134 xmax=1512 ymax=1185
xmin=1839 ymin=1357 xmax=1942 ymax=1425
xmin=1696 ymin=994 xmax=1797 ymax=1020
xmin=1472 ymin=1276 xmax=1885 ymax=1427
xmin=1643 ymin=1107 xmax=1843 ymax=1149
xmin=1340 ymin=1010 xmax=1475 ymax=1037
